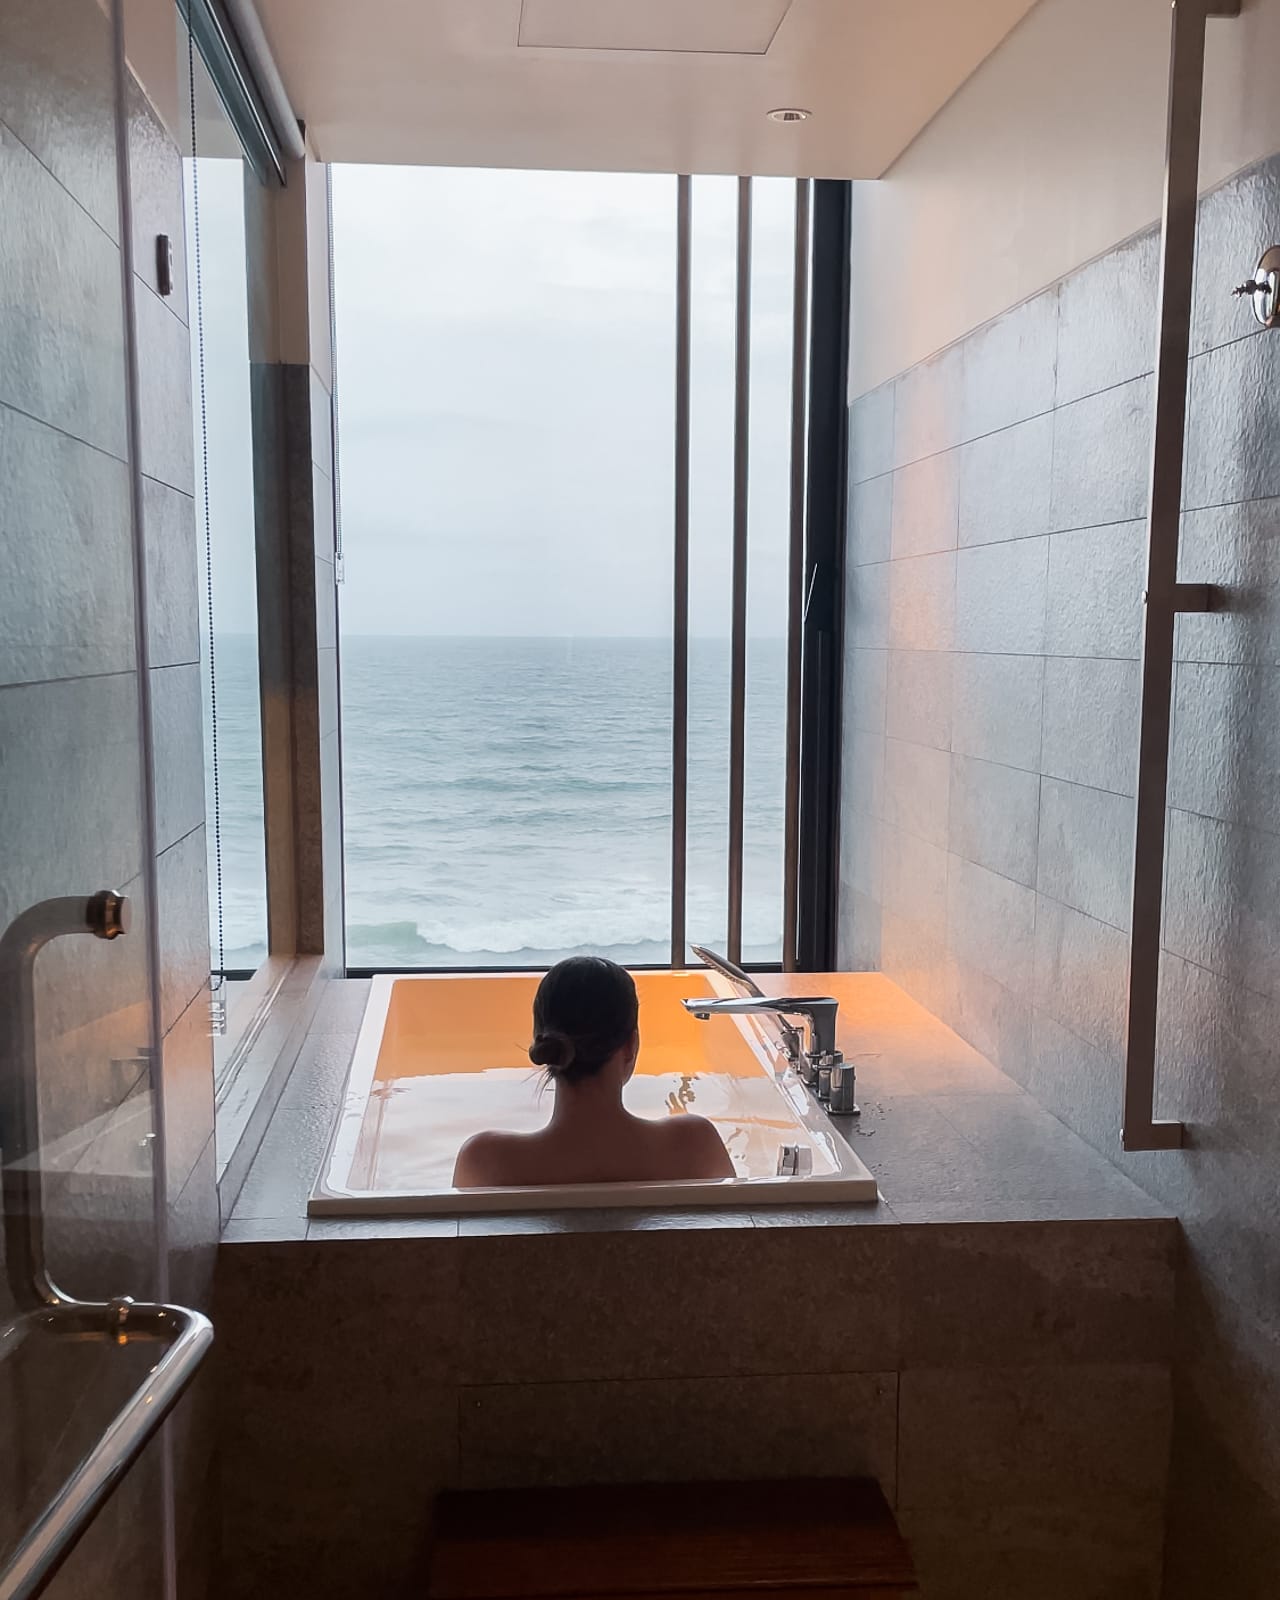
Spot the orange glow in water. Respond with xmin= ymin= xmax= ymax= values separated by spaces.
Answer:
xmin=375 ymin=970 xmax=766 ymax=1082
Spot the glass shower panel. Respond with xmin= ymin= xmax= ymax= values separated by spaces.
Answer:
xmin=0 ymin=0 xmax=163 ymax=1590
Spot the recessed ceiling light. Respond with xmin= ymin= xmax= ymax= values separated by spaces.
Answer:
xmin=767 ymin=107 xmax=811 ymax=123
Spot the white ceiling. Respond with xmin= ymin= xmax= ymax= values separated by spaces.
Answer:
xmin=252 ymin=0 xmax=1040 ymax=178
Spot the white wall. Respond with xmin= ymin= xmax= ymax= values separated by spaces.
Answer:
xmin=849 ymin=0 xmax=1280 ymax=398
xmin=124 ymin=0 xmax=181 ymax=136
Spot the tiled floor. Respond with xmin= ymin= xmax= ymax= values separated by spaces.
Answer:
xmin=225 ymin=972 xmax=1168 ymax=1242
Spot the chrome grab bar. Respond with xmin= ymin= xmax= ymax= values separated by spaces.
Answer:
xmin=0 ymin=893 xmax=214 ymax=1600
xmin=0 ymin=1301 xmax=213 ymax=1600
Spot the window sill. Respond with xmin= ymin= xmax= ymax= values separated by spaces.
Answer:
xmin=215 ymin=954 xmax=330 ymax=1219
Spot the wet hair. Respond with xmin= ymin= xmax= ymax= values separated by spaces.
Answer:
xmin=528 ymin=956 xmax=639 ymax=1085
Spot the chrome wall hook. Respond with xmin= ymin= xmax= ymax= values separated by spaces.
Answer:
xmin=1233 ymin=246 xmax=1280 ymax=328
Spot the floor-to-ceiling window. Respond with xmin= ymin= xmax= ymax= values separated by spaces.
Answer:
xmin=332 ymin=167 xmax=807 ymax=971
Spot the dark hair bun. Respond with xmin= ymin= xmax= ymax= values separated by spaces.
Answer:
xmin=529 ymin=957 xmax=639 ymax=1084
xmin=529 ymin=1030 xmax=575 ymax=1072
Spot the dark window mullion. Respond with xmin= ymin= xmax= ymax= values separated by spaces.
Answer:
xmin=782 ymin=179 xmax=812 ymax=973
xmin=726 ymin=176 xmax=752 ymax=965
xmin=670 ymin=175 xmax=692 ymax=967
xmin=797 ymin=180 xmax=851 ymax=972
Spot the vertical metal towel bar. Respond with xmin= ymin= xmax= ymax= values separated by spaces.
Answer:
xmin=1123 ymin=0 xmax=1239 ymax=1153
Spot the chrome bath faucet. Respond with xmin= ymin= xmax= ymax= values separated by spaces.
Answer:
xmin=680 ymin=993 xmax=858 ymax=1116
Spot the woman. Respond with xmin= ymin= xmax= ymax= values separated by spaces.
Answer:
xmin=452 ymin=956 xmax=734 ymax=1189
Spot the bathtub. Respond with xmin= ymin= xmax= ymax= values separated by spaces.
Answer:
xmin=310 ymin=970 xmax=877 ymax=1214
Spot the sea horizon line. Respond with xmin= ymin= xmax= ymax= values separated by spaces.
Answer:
xmin=212 ymin=631 xmax=790 ymax=643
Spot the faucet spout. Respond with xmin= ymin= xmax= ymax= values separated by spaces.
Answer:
xmin=680 ymin=995 xmax=839 ymax=1061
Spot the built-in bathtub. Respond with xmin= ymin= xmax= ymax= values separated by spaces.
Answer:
xmin=310 ymin=969 xmax=877 ymax=1214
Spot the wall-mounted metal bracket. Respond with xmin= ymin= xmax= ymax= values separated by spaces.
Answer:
xmin=1142 ymin=582 xmax=1219 ymax=612
xmin=1174 ymin=582 xmax=1217 ymax=611
xmin=1142 ymin=583 xmax=1217 ymax=611
xmin=86 ymin=888 xmax=130 ymax=939
xmin=1122 ymin=1118 xmax=1185 ymax=1152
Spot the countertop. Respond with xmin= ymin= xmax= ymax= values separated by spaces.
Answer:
xmin=223 ymin=971 xmax=1170 ymax=1242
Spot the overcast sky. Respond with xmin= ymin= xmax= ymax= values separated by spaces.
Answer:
xmin=197 ymin=163 xmax=797 ymax=640
xmin=330 ymin=165 xmax=796 ymax=640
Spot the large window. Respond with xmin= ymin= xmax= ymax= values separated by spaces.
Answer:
xmin=332 ymin=167 xmax=805 ymax=970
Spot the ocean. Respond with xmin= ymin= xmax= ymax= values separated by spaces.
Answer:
xmin=208 ymin=634 xmax=788 ymax=972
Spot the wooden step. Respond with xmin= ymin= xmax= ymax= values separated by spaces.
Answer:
xmin=428 ymin=1479 xmax=918 ymax=1600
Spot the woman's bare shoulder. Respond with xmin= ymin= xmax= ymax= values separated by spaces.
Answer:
xmin=659 ymin=1113 xmax=735 ymax=1179
xmin=453 ymin=1128 xmax=527 ymax=1189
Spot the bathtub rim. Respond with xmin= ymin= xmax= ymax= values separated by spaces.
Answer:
xmin=308 ymin=970 xmax=879 ymax=1215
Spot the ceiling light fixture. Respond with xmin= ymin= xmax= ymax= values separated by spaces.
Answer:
xmin=767 ymin=107 xmax=811 ymax=123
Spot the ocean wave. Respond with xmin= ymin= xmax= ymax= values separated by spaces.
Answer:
xmin=344 ymin=925 xmax=782 ymax=969
xmin=346 ymin=916 xmax=671 ymax=958
xmin=346 ymin=903 xmax=783 ymax=963
xmin=346 ymin=920 xmax=434 ymax=954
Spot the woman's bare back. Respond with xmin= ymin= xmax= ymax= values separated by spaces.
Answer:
xmin=453 ymin=1109 xmax=733 ymax=1189
xmin=452 ymin=957 xmax=735 ymax=1191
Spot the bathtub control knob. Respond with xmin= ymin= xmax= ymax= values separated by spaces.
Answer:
xmin=827 ymin=1053 xmax=860 ymax=1117
xmin=813 ymin=1047 xmax=845 ymax=1104
xmin=775 ymin=1143 xmax=813 ymax=1178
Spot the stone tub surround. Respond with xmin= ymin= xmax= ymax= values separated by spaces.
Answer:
xmin=839 ymin=147 xmax=1280 ymax=1591
xmin=215 ymin=975 xmax=1175 ymax=1598
xmin=225 ymin=973 xmax=1169 ymax=1236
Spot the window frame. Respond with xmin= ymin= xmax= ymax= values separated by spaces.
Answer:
xmin=181 ymin=3 xmax=290 ymax=1119
xmin=327 ymin=171 xmax=851 ymax=977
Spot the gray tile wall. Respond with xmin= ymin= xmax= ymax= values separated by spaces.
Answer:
xmin=839 ymin=150 xmax=1280 ymax=1595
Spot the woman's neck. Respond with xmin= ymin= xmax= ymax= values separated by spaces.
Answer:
xmin=550 ymin=1069 xmax=629 ymax=1126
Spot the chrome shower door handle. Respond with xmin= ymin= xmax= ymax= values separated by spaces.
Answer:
xmin=0 ymin=1301 xmax=213 ymax=1600
xmin=0 ymin=891 xmax=135 ymax=1310
xmin=0 ymin=893 xmax=215 ymax=1599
